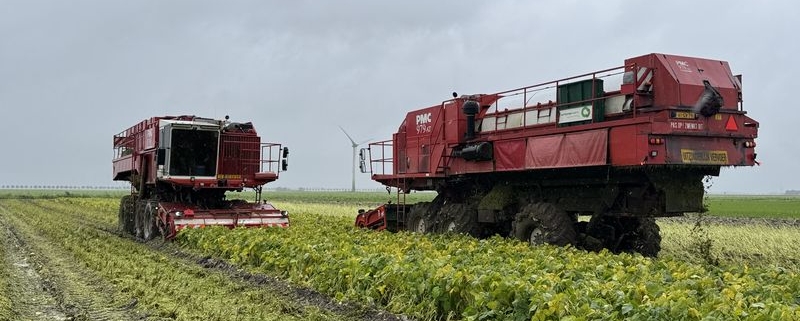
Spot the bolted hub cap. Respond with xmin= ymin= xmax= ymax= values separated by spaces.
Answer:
xmin=415 ymin=218 xmax=427 ymax=233
xmin=529 ymin=227 xmax=545 ymax=245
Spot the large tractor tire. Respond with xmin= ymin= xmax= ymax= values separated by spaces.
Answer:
xmin=133 ymin=200 xmax=145 ymax=239
xmin=407 ymin=202 xmax=432 ymax=234
xmin=141 ymin=201 xmax=160 ymax=241
xmin=628 ymin=217 xmax=661 ymax=257
xmin=585 ymin=216 xmax=661 ymax=257
xmin=118 ymin=195 xmax=135 ymax=234
xmin=585 ymin=215 xmax=617 ymax=250
xmin=512 ymin=202 xmax=576 ymax=247
xmin=436 ymin=202 xmax=479 ymax=236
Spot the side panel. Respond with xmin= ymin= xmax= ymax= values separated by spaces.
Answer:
xmin=403 ymin=106 xmax=441 ymax=173
xmin=443 ymin=101 xmax=462 ymax=143
xmin=219 ymin=133 xmax=261 ymax=180
xmin=396 ymin=131 xmax=407 ymax=174
xmin=144 ymin=127 xmax=157 ymax=150
xmin=494 ymin=139 xmax=526 ymax=171
xmin=448 ymin=157 xmax=494 ymax=174
xmin=609 ymin=125 xmax=643 ymax=166
xmin=112 ymin=155 xmax=133 ymax=180
xmin=525 ymin=129 xmax=608 ymax=168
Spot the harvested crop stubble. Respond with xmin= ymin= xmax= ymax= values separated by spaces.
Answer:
xmin=0 ymin=227 xmax=12 ymax=320
xmin=179 ymin=206 xmax=800 ymax=321
xmin=0 ymin=199 xmax=352 ymax=321
xmin=659 ymin=220 xmax=800 ymax=269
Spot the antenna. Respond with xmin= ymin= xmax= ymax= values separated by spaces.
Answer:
xmin=339 ymin=126 xmax=370 ymax=192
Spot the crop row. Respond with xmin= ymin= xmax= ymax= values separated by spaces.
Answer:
xmin=0 ymin=199 xmax=350 ymax=321
xmin=177 ymin=203 xmax=799 ymax=321
xmin=0 ymin=222 xmax=12 ymax=320
xmin=48 ymin=199 xmax=800 ymax=319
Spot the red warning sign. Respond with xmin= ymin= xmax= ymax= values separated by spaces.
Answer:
xmin=725 ymin=115 xmax=738 ymax=131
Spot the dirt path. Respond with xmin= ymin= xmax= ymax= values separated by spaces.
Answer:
xmin=0 ymin=205 xmax=144 ymax=321
xmin=0 ymin=215 xmax=67 ymax=321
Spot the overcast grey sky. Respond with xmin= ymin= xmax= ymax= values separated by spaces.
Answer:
xmin=1 ymin=1 xmax=797 ymax=194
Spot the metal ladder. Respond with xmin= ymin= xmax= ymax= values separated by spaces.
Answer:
xmin=435 ymin=146 xmax=453 ymax=174
xmin=395 ymin=177 xmax=408 ymax=230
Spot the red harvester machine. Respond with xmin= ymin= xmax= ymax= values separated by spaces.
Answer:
xmin=113 ymin=115 xmax=289 ymax=240
xmin=356 ymin=53 xmax=758 ymax=256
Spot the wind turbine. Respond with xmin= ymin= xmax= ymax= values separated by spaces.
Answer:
xmin=339 ymin=126 xmax=370 ymax=192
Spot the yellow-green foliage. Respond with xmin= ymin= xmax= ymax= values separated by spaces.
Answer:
xmin=0 ymin=228 xmax=11 ymax=320
xmin=0 ymin=199 xmax=347 ymax=321
xmin=179 ymin=204 xmax=800 ymax=321
xmin=25 ymin=197 xmax=800 ymax=320
xmin=660 ymin=221 xmax=800 ymax=269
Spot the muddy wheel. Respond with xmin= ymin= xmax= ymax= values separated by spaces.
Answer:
xmin=437 ymin=202 xmax=479 ymax=236
xmin=586 ymin=216 xmax=616 ymax=250
xmin=141 ymin=201 xmax=160 ymax=241
xmin=118 ymin=195 xmax=135 ymax=234
xmin=587 ymin=216 xmax=662 ymax=257
xmin=512 ymin=202 xmax=576 ymax=246
xmin=407 ymin=202 xmax=431 ymax=234
xmin=629 ymin=218 xmax=661 ymax=257
xmin=133 ymin=200 xmax=146 ymax=239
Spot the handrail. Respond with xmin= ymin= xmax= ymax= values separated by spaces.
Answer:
xmin=367 ymin=140 xmax=393 ymax=176
xmin=480 ymin=65 xmax=631 ymax=134
xmin=259 ymin=143 xmax=283 ymax=173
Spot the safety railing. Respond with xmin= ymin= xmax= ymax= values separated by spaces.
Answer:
xmin=475 ymin=64 xmax=636 ymax=134
xmin=366 ymin=140 xmax=393 ymax=176
xmin=260 ymin=143 xmax=284 ymax=173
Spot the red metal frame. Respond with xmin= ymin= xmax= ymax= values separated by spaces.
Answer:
xmin=113 ymin=115 xmax=289 ymax=239
xmin=355 ymin=205 xmax=387 ymax=231
xmin=365 ymin=53 xmax=758 ymax=191
xmin=157 ymin=201 xmax=288 ymax=239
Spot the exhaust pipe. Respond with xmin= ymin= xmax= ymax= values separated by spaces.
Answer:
xmin=463 ymin=100 xmax=480 ymax=140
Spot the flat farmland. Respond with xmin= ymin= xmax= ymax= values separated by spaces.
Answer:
xmin=1 ymin=191 xmax=798 ymax=320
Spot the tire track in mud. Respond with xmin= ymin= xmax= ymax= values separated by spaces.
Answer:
xmin=0 ymin=203 xmax=145 ymax=321
xmin=26 ymin=199 xmax=410 ymax=321
xmin=0 ymin=214 xmax=67 ymax=321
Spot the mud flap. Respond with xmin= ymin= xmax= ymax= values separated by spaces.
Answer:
xmin=647 ymin=170 xmax=709 ymax=213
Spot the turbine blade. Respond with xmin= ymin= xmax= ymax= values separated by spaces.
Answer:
xmin=338 ymin=126 xmax=356 ymax=145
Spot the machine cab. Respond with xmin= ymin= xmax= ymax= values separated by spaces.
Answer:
xmin=157 ymin=119 xmax=221 ymax=180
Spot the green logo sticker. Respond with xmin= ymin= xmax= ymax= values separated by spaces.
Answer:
xmin=581 ymin=106 xmax=591 ymax=118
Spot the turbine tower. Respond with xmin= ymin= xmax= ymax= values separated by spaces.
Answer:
xmin=339 ymin=126 xmax=369 ymax=192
